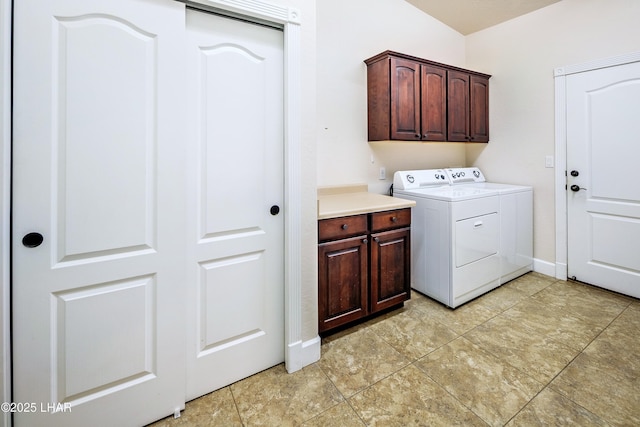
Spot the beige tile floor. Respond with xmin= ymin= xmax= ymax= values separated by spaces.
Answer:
xmin=150 ymin=273 xmax=640 ymax=426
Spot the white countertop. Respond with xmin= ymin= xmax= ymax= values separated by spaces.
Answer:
xmin=317 ymin=184 xmax=416 ymax=220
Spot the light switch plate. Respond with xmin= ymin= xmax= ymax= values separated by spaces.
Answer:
xmin=545 ymin=155 xmax=554 ymax=168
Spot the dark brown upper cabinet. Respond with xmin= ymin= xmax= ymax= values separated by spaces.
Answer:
xmin=421 ymin=64 xmax=448 ymax=141
xmin=365 ymin=51 xmax=490 ymax=143
xmin=447 ymin=70 xmax=470 ymax=141
xmin=448 ymin=71 xmax=490 ymax=142
xmin=469 ymin=74 xmax=490 ymax=142
xmin=389 ymin=57 xmax=421 ymax=141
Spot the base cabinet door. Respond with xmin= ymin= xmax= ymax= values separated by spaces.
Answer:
xmin=370 ymin=228 xmax=411 ymax=313
xmin=318 ymin=236 xmax=368 ymax=333
xmin=318 ymin=208 xmax=411 ymax=334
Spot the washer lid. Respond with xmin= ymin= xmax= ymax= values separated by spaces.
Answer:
xmin=396 ymin=185 xmax=498 ymax=201
xmin=468 ymin=182 xmax=533 ymax=194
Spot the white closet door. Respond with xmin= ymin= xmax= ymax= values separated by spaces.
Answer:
xmin=12 ymin=0 xmax=187 ymax=425
xmin=185 ymin=9 xmax=285 ymax=400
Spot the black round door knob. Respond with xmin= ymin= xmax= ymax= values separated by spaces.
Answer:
xmin=22 ymin=232 xmax=44 ymax=248
xmin=570 ymin=170 xmax=579 ymax=177
xmin=270 ymin=205 xmax=280 ymax=216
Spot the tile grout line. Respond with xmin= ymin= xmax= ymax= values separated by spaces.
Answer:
xmin=536 ymin=302 xmax=635 ymax=423
xmin=311 ymin=348 xmax=368 ymax=426
xmin=362 ymin=280 xmax=551 ymax=425
xmin=410 ymin=356 xmax=492 ymax=426
xmin=503 ymin=289 xmax=635 ymax=426
xmin=414 ymin=279 xmax=558 ymax=425
xmin=468 ymin=280 xmax=600 ymax=425
xmin=227 ymin=385 xmax=245 ymax=427
xmin=365 ymin=292 xmax=511 ymax=426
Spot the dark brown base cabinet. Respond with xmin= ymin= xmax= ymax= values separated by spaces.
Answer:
xmin=318 ymin=209 xmax=411 ymax=334
xmin=365 ymin=50 xmax=490 ymax=143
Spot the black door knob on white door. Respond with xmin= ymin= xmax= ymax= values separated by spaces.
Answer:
xmin=22 ymin=232 xmax=44 ymax=248
xmin=270 ymin=205 xmax=280 ymax=215
xmin=570 ymin=185 xmax=587 ymax=192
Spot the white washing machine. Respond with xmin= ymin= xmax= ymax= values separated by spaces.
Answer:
xmin=445 ymin=167 xmax=533 ymax=283
xmin=393 ymin=169 xmax=501 ymax=308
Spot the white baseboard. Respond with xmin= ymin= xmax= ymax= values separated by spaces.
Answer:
xmin=533 ymin=258 xmax=558 ymax=279
xmin=285 ymin=335 xmax=321 ymax=373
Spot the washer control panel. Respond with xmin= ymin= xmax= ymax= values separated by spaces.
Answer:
xmin=446 ymin=167 xmax=486 ymax=184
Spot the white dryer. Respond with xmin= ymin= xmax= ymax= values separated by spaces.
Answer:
xmin=393 ymin=169 xmax=501 ymax=308
xmin=445 ymin=167 xmax=533 ymax=283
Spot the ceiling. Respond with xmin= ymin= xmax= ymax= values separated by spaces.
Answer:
xmin=404 ymin=0 xmax=562 ymax=35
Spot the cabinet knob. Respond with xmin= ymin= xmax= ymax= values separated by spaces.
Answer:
xmin=373 ymin=237 xmax=379 ymax=242
xmin=362 ymin=238 xmax=368 ymax=244
xmin=415 ymin=134 xmax=420 ymax=139
xmin=341 ymin=224 xmax=348 ymax=230
xmin=423 ymin=133 xmax=428 ymax=139
xmin=391 ymin=216 xmax=397 ymax=223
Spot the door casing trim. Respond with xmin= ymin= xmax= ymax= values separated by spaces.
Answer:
xmin=554 ymin=50 xmax=640 ymax=280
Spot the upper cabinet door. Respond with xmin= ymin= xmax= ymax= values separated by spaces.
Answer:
xmin=390 ymin=57 xmax=421 ymax=141
xmin=421 ymin=65 xmax=447 ymax=141
xmin=470 ymin=75 xmax=490 ymax=142
xmin=447 ymin=70 xmax=470 ymax=142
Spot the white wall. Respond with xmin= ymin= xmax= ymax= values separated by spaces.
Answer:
xmin=317 ymin=0 xmax=468 ymax=194
xmin=465 ymin=0 xmax=640 ymax=266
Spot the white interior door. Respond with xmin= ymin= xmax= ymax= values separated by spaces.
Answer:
xmin=12 ymin=0 xmax=187 ymax=425
xmin=566 ymin=60 xmax=640 ymax=298
xmin=185 ymin=9 xmax=285 ymax=400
